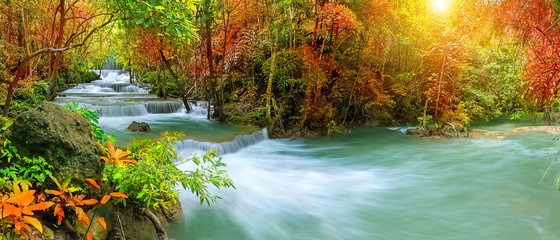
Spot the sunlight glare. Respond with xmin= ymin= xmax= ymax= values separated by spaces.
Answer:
xmin=432 ymin=0 xmax=449 ymax=13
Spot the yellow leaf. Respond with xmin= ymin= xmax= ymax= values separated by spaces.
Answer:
xmin=96 ymin=217 xmax=107 ymax=229
xmin=23 ymin=216 xmax=43 ymax=233
xmin=13 ymin=182 xmax=21 ymax=194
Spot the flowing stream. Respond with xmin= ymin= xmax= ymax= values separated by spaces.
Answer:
xmin=57 ymin=71 xmax=560 ymax=240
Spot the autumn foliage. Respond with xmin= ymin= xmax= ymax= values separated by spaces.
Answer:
xmin=1 ymin=183 xmax=54 ymax=239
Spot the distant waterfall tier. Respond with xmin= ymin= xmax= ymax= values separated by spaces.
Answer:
xmin=98 ymin=70 xmax=130 ymax=83
xmin=175 ymin=129 xmax=268 ymax=154
xmin=62 ymin=83 xmax=148 ymax=94
xmin=87 ymin=101 xmax=184 ymax=117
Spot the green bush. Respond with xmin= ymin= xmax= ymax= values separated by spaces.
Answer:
xmin=107 ymin=132 xmax=234 ymax=209
xmin=82 ymin=71 xmax=100 ymax=83
xmin=9 ymin=81 xmax=50 ymax=116
xmin=461 ymin=43 xmax=523 ymax=119
xmin=65 ymin=100 xmax=115 ymax=144
xmin=0 ymin=139 xmax=54 ymax=190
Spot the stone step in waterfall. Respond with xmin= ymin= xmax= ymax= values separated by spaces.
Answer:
xmin=62 ymin=83 xmax=148 ymax=94
xmin=174 ymin=129 xmax=268 ymax=154
xmin=87 ymin=101 xmax=184 ymax=117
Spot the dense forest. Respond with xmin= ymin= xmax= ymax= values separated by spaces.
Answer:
xmin=2 ymin=0 xmax=560 ymax=133
xmin=4 ymin=0 xmax=560 ymax=239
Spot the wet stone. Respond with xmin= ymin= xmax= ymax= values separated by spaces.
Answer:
xmin=127 ymin=121 xmax=150 ymax=132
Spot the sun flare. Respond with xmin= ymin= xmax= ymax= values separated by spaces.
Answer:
xmin=432 ymin=0 xmax=449 ymax=13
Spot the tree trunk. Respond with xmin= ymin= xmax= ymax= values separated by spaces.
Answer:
xmin=266 ymin=23 xmax=279 ymax=132
xmin=434 ymin=52 xmax=446 ymax=121
xmin=2 ymin=83 xmax=16 ymax=117
xmin=141 ymin=208 xmax=168 ymax=240
xmin=422 ymin=99 xmax=428 ymax=129
xmin=128 ymin=59 xmax=133 ymax=84
xmin=182 ymin=96 xmax=192 ymax=113
xmin=204 ymin=12 xmax=217 ymax=120
xmin=2 ymin=57 xmax=30 ymax=117
xmin=48 ymin=0 xmax=67 ymax=100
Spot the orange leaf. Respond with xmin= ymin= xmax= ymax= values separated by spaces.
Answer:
xmin=7 ymin=190 xmax=35 ymax=205
xmin=107 ymin=142 xmax=116 ymax=159
xmin=110 ymin=192 xmax=128 ymax=199
xmin=87 ymin=233 xmax=93 ymax=240
xmin=14 ymin=221 xmax=31 ymax=236
xmin=85 ymin=179 xmax=101 ymax=190
xmin=54 ymin=203 xmax=65 ymax=224
xmin=81 ymin=199 xmax=98 ymax=205
xmin=36 ymin=193 xmax=46 ymax=203
xmin=45 ymin=190 xmax=63 ymax=196
xmin=75 ymin=207 xmax=89 ymax=225
xmin=23 ymin=216 xmax=43 ymax=233
xmin=115 ymin=149 xmax=130 ymax=159
xmin=96 ymin=217 xmax=107 ymax=229
xmin=25 ymin=201 xmax=54 ymax=212
xmin=100 ymin=195 xmax=111 ymax=204
xmin=1 ymin=203 xmax=21 ymax=218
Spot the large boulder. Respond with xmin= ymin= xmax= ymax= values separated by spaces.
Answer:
xmin=105 ymin=200 xmax=183 ymax=240
xmin=8 ymin=102 xmax=104 ymax=181
xmin=127 ymin=121 xmax=150 ymax=132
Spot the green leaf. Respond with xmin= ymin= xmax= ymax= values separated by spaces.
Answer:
xmin=175 ymin=26 xmax=182 ymax=37
xmin=62 ymin=175 xmax=72 ymax=188
xmin=136 ymin=18 xmax=145 ymax=25
xmin=145 ymin=18 xmax=152 ymax=27
xmin=67 ymin=187 xmax=82 ymax=192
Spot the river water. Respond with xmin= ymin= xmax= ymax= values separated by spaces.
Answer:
xmin=57 ymin=71 xmax=560 ymax=240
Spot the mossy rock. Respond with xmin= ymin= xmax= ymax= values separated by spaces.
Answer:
xmin=8 ymin=102 xmax=104 ymax=182
xmin=406 ymin=122 xmax=469 ymax=138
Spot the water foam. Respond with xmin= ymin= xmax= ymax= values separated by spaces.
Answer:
xmin=175 ymin=128 xmax=268 ymax=154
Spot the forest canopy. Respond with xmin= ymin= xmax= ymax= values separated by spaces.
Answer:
xmin=2 ymin=0 xmax=560 ymax=131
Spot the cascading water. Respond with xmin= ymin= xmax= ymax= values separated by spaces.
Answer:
xmin=174 ymin=129 xmax=268 ymax=154
xmin=54 ymin=70 xmax=560 ymax=240
xmin=55 ymin=70 xmax=261 ymax=144
xmin=168 ymin=128 xmax=560 ymax=240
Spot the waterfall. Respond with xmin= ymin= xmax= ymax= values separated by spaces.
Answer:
xmin=88 ymin=104 xmax=149 ymax=117
xmin=86 ymin=101 xmax=183 ymax=117
xmin=175 ymin=129 xmax=269 ymax=154
xmin=60 ymin=70 xmax=208 ymax=118
xmin=187 ymin=102 xmax=212 ymax=118
xmin=98 ymin=70 xmax=129 ymax=82
xmin=144 ymin=102 xmax=183 ymax=114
